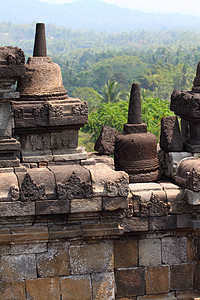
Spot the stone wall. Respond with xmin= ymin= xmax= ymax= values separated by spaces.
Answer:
xmin=0 ymin=166 xmax=200 ymax=300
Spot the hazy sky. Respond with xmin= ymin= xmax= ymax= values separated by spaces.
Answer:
xmin=39 ymin=0 xmax=200 ymax=16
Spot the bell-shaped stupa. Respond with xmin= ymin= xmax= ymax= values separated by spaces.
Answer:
xmin=13 ymin=23 xmax=88 ymax=163
xmin=114 ymin=83 xmax=160 ymax=183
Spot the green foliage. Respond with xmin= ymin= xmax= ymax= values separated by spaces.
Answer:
xmin=72 ymin=87 xmax=100 ymax=111
xmin=82 ymin=101 xmax=128 ymax=141
xmin=82 ymin=88 xmax=173 ymax=142
xmin=141 ymin=97 xmax=173 ymax=139
xmin=98 ymin=80 xmax=129 ymax=103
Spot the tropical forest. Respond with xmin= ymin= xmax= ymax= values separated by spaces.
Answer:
xmin=1 ymin=22 xmax=200 ymax=150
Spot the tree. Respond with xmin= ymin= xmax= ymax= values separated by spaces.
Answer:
xmin=72 ymin=87 xmax=100 ymax=111
xmin=98 ymin=80 xmax=129 ymax=104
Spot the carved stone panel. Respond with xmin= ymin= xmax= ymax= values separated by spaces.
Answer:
xmin=140 ymin=193 xmax=169 ymax=217
xmin=57 ymin=171 xmax=92 ymax=200
xmin=16 ymin=168 xmax=56 ymax=201
xmin=85 ymin=164 xmax=129 ymax=197
xmin=49 ymin=165 xmax=92 ymax=200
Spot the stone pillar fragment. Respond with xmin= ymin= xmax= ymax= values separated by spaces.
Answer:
xmin=0 ymin=47 xmax=25 ymax=167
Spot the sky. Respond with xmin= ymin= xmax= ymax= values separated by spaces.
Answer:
xmin=39 ymin=0 xmax=200 ymax=16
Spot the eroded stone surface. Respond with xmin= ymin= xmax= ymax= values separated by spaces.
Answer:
xmin=85 ymin=163 xmax=129 ymax=197
xmin=26 ymin=277 xmax=60 ymax=300
xmin=69 ymin=242 xmax=114 ymax=275
xmin=139 ymin=239 xmax=161 ymax=266
xmin=115 ymin=267 xmax=145 ymax=298
xmin=92 ymin=272 xmax=115 ymax=300
xmin=145 ymin=265 xmax=169 ymax=295
xmin=0 ymin=254 xmax=37 ymax=281
xmin=36 ymin=249 xmax=70 ymax=277
xmin=94 ymin=126 xmax=116 ymax=155
xmin=162 ymin=237 xmax=187 ymax=264
xmin=61 ymin=275 xmax=92 ymax=300
xmin=160 ymin=116 xmax=183 ymax=152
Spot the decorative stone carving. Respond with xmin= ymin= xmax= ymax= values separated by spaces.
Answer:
xmin=140 ymin=193 xmax=169 ymax=217
xmin=9 ymin=185 xmax=20 ymax=201
xmin=20 ymin=173 xmax=48 ymax=201
xmin=57 ymin=171 xmax=92 ymax=200
xmin=20 ymin=173 xmax=38 ymax=201
xmin=175 ymin=158 xmax=200 ymax=191
xmin=106 ymin=178 xmax=129 ymax=197
xmin=186 ymin=168 xmax=200 ymax=192
xmin=0 ymin=46 xmax=25 ymax=78
xmin=20 ymin=173 xmax=40 ymax=201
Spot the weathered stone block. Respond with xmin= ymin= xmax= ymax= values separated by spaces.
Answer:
xmin=177 ymin=214 xmax=192 ymax=229
xmin=149 ymin=215 xmax=177 ymax=231
xmin=165 ymin=188 xmax=185 ymax=214
xmin=0 ymin=228 xmax=11 ymax=243
xmin=160 ymin=116 xmax=183 ymax=152
xmin=61 ymin=275 xmax=91 ymax=300
xmin=186 ymin=189 xmax=200 ymax=205
xmin=36 ymin=249 xmax=70 ymax=277
xmin=159 ymin=151 xmax=192 ymax=179
xmin=139 ymin=239 xmax=161 ymax=266
xmin=145 ymin=265 xmax=169 ymax=294
xmin=16 ymin=167 xmax=56 ymax=201
xmin=103 ymin=196 xmax=128 ymax=211
xmin=69 ymin=241 xmax=114 ymax=275
xmin=71 ymin=197 xmax=102 ymax=213
xmin=162 ymin=237 xmax=187 ymax=264
xmin=26 ymin=277 xmax=60 ymax=300
xmin=137 ymin=292 xmax=176 ymax=299
xmin=49 ymin=164 xmax=92 ymax=199
xmin=114 ymin=240 xmax=138 ymax=268
xmin=115 ymin=267 xmax=145 ymax=297
xmin=129 ymin=182 xmax=165 ymax=203
xmin=0 ymin=201 xmax=35 ymax=217
xmin=36 ymin=200 xmax=70 ymax=215
xmin=85 ymin=164 xmax=129 ymax=197
xmin=92 ymin=272 xmax=115 ymax=300
xmin=0 ymin=171 xmax=19 ymax=201
xmin=82 ymin=222 xmax=121 ymax=238
xmin=49 ymin=225 xmax=82 ymax=240
xmin=11 ymin=226 xmax=49 ymax=242
xmin=187 ymin=237 xmax=197 ymax=262
xmin=0 ymin=254 xmax=37 ymax=281
xmin=0 ymin=244 xmax=11 ymax=256
xmin=94 ymin=126 xmax=116 ymax=155
xmin=0 ymin=281 xmax=26 ymax=300
xmin=121 ymin=217 xmax=148 ymax=233
xmin=176 ymin=291 xmax=200 ymax=299
xmin=11 ymin=242 xmax=47 ymax=255
xmin=170 ymin=264 xmax=194 ymax=291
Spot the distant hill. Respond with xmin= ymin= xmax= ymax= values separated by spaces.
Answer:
xmin=2 ymin=0 xmax=200 ymax=32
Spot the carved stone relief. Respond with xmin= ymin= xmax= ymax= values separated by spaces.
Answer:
xmin=20 ymin=173 xmax=47 ymax=201
xmin=106 ymin=178 xmax=129 ymax=197
xmin=186 ymin=168 xmax=200 ymax=192
xmin=57 ymin=171 xmax=93 ymax=200
xmin=140 ymin=193 xmax=169 ymax=217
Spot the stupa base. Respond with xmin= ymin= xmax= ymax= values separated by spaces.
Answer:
xmin=129 ymin=170 xmax=160 ymax=183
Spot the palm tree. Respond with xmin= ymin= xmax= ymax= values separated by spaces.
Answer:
xmin=98 ymin=80 xmax=129 ymax=103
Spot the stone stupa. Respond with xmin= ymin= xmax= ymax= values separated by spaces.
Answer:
xmin=114 ymin=83 xmax=160 ymax=183
xmin=14 ymin=23 xmax=88 ymax=163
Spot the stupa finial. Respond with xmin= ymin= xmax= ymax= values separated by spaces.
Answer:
xmin=33 ymin=23 xmax=47 ymax=57
xmin=128 ymin=82 xmax=142 ymax=124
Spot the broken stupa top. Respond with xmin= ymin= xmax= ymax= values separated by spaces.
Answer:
xmin=17 ymin=23 xmax=67 ymax=99
xmin=124 ymin=82 xmax=147 ymax=134
xmin=114 ymin=82 xmax=159 ymax=183
xmin=33 ymin=23 xmax=47 ymax=57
